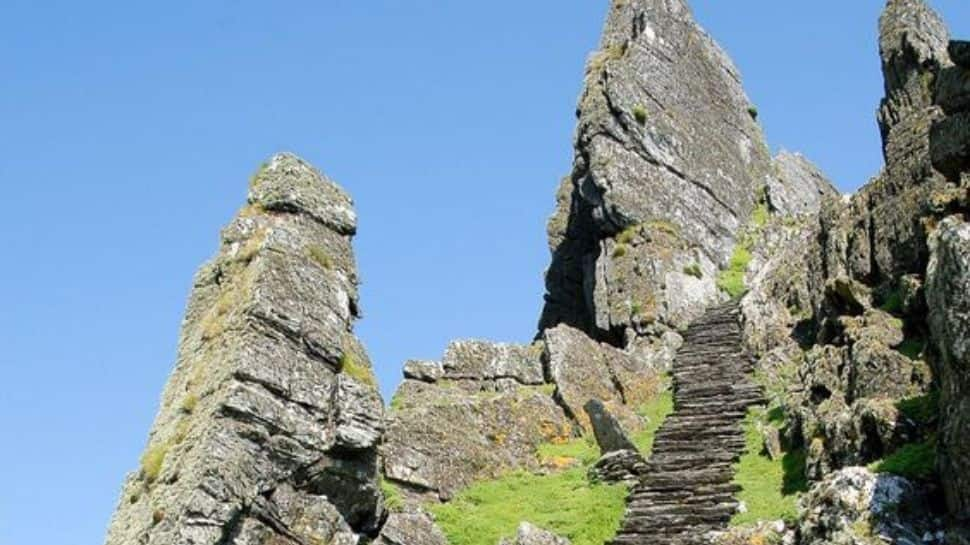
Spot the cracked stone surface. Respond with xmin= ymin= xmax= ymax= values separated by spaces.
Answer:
xmin=538 ymin=0 xmax=772 ymax=343
xmin=104 ymin=153 xmax=384 ymax=545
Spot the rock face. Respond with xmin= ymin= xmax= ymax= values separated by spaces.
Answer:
xmin=104 ymin=154 xmax=384 ymax=545
xmin=797 ymin=467 xmax=939 ymax=545
xmin=373 ymin=509 xmax=449 ymax=545
xmin=927 ymin=217 xmax=970 ymax=523
xmin=539 ymin=0 xmax=772 ymax=343
xmin=768 ymin=151 xmax=840 ymax=217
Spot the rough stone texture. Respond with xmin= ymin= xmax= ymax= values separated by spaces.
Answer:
xmin=711 ymin=521 xmax=791 ymax=545
xmin=403 ymin=359 xmax=444 ymax=383
xmin=588 ymin=449 xmax=647 ymax=486
xmin=373 ymin=509 xmax=449 ymax=545
xmin=797 ymin=467 xmax=940 ymax=545
xmin=382 ymin=338 xmax=572 ymax=502
xmin=927 ymin=216 xmax=970 ymax=523
xmin=538 ymin=0 xmax=771 ymax=343
xmin=544 ymin=324 xmax=661 ymax=433
xmin=499 ymin=523 xmax=571 ymax=545
xmin=769 ymin=151 xmax=840 ymax=217
xmin=584 ymin=399 xmax=637 ymax=454
xmin=104 ymin=153 xmax=384 ymax=545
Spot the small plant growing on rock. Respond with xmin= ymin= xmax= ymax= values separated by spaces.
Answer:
xmin=633 ymin=104 xmax=648 ymax=125
xmin=612 ymin=244 xmax=628 ymax=258
xmin=683 ymin=263 xmax=703 ymax=279
xmin=307 ymin=245 xmax=334 ymax=270
xmin=141 ymin=441 xmax=171 ymax=484
xmin=616 ymin=225 xmax=639 ymax=245
xmin=380 ymin=477 xmax=405 ymax=512
xmin=180 ymin=394 xmax=198 ymax=414
xmin=747 ymin=106 xmax=759 ymax=120
xmin=339 ymin=351 xmax=377 ymax=387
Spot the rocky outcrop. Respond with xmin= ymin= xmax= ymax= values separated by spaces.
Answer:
xmin=373 ymin=509 xmax=449 ymax=545
xmin=539 ymin=0 xmax=772 ymax=343
xmin=104 ymin=154 xmax=384 ymax=545
xmin=797 ymin=467 xmax=941 ymax=545
xmin=927 ymin=217 xmax=970 ymax=524
xmin=768 ymin=151 xmax=840 ymax=218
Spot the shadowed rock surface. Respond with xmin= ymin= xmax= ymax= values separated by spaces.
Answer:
xmin=104 ymin=154 xmax=384 ymax=545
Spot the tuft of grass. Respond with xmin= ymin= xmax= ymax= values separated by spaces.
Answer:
xmin=647 ymin=220 xmax=680 ymax=237
xmin=683 ymin=263 xmax=703 ymax=279
xmin=871 ymin=435 xmax=937 ymax=481
xmin=751 ymin=202 xmax=770 ymax=228
xmin=717 ymin=244 xmax=753 ymax=299
xmin=180 ymin=394 xmax=199 ymax=414
xmin=731 ymin=408 xmax=807 ymax=526
xmin=612 ymin=244 xmax=628 ymax=258
xmin=616 ymin=225 xmax=639 ymax=245
xmin=747 ymin=106 xmax=759 ymax=120
xmin=339 ymin=351 xmax=377 ymax=387
xmin=895 ymin=338 xmax=925 ymax=361
xmin=587 ymin=43 xmax=627 ymax=74
xmin=381 ymin=477 xmax=406 ymax=512
xmin=307 ymin=245 xmax=334 ymax=270
xmin=880 ymin=290 xmax=904 ymax=315
xmin=141 ymin=441 xmax=171 ymax=484
xmin=633 ymin=389 xmax=674 ymax=456
xmin=429 ymin=468 xmax=628 ymax=545
xmin=897 ymin=391 xmax=939 ymax=426
xmin=632 ymin=104 xmax=648 ymax=125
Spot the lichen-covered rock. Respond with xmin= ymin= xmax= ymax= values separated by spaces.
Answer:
xmin=769 ymin=151 xmax=840 ymax=217
xmin=499 ymin=523 xmax=571 ymax=545
xmin=382 ymin=339 xmax=572 ymax=501
xmin=797 ymin=467 xmax=939 ymax=545
xmin=583 ymin=399 xmax=637 ymax=454
xmin=539 ymin=0 xmax=771 ymax=342
xmin=403 ymin=359 xmax=445 ymax=383
xmin=374 ymin=509 xmax=449 ymax=545
xmin=544 ymin=324 xmax=661 ymax=432
xmin=711 ymin=521 xmax=791 ymax=545
xmin=927 ymin=216 xmax=970 ymax=523
xmin=587 ymin=449 xmax=647 ymax=486
xmin=105 ymin=153 xmax=384 ymax=545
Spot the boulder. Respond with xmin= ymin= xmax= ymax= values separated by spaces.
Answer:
xmin=499 ymin=523 xmax=570 ymax=545
xmin=588 ymin=449 xmax=647 ymax=486
xmin=797 ymin=467 xmax=939 ymax=545
xmin=403 ymin=359 xmax=444 ymax=383
xmin=374 ymin=509 xmax=449 ymax=545
xmin=769 ymin=151 xmax=840 ymax=217
xmin=583 ymin=399 xmax=637 ymax=454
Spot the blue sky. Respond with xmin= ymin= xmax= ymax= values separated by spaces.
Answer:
xmin=2 ymin=1 xmax=969 ymax=544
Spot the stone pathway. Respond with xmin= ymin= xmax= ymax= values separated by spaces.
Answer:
xmin=611 ymin=301 xmax=763 ymax=545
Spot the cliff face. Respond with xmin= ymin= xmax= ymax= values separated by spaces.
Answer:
xmin=105 ymin=154 xmax=384 ymax=545
xmin=539 ymin=0 xmax=773 ymax=344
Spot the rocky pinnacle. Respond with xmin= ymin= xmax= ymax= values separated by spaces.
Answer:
xmin=104 ymin=154 xmax=385 ymax=545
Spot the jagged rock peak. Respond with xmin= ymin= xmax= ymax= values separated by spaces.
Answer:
xmin=104 ymin=154 xmax=384 ymax=545
xmin=540 ymin=0 xmax=772 ymax=341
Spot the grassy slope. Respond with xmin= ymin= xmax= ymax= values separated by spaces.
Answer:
xmin=430 ymin=389 xmax=674 ymax=545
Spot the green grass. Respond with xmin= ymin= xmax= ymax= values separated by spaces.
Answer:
xmin=633 ymin=390 xmax=674 ymax=456
xmin=717 ymin=244 xmax=752 ymax=299
xmin=340 ymin=352 xmax=377 ymax=387
xmin=751 ymin=203 xmax=769 ymax=228
xmin=381 ymin=477 xmax=405 ymax=512
xmin=747 ymin=106 xmax=759 ymax=120
xmin=731 ymin=408 xmax=807 ymax=526
xmin=616 ymin=225 xmax=639 ymax=245
xmin=683 ymin=263 xmax=703 ymax=279
xmin=612 ymin=244 xmax=628 ymax=258
xmin=633 ymin=104 xmax=648 ymax=125
xmin=537 ymin=435 xmax=600 ymax=467
xmin=879 ymin=289 xmax=904 ymax=315
xmin=307 ymin=245 xmax=334 ymax=270
xmin=897 ymin=391 xmax=940 ymax=426
xmin=429 ymin=468 xmax=628 ymax=545
xmin=895 ymin=338 xmax=925 ymax=361
xmin=141 ymin=440 xmax=171 ymax=484
xmin=871 ymin=436 xmax=937 ymax=481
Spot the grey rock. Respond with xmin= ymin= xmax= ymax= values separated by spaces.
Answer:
xmin=442 ymin=340 xmax=545 ymax=386
xmin=583 ymin=399 xmax=637 ymax=454
xmin=403 ymin=359 xmax=444 ymax=383
xmin=374 ymin=509 xmax=449 ymax=545
xmin=499 ymin=523 xmax=570 ymax=545
xmin=769 ymin=151 xmax=840 ymax=217
xmin=538 ymin=0 xmax=771 ymax=341
xmin=104 ymin=154 xmax=383 ymax=545
xmin=588 ymin=449 xmax=647 ymax=486
xmin=927 ymin=216 xmax=970 ymax=522
xmin=797 ymin=467 xmax=937 ymax=545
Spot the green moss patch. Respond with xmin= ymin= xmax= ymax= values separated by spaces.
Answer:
xmin=717 ymin=245 xmax=752 ymax=299
xmin=340 ymin=352 xmax=377 ymax=387
xmin=870 ymin=435 xmax=937 ymax=481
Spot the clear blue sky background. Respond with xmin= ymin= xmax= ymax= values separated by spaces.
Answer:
xmin=2 ymin=1 xmax=969 ymax=544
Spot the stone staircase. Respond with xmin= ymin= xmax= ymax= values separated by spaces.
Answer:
xmin=611 ymin=301 xmax=764 ymax=545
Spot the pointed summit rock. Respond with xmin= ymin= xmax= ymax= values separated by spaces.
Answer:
xmin=540 ymin=0 xmax=773 ymax=341
xmin=104 ymin=153 xmax=385 ymax=545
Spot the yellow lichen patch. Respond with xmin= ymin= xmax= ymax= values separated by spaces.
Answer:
xmin=180 ymin=394 xmax=198 ymax=414
xmin=306 ymin=245 xmax=334 ymax=270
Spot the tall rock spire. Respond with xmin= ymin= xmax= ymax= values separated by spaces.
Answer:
xmin=540 ymin=0 xmax=773 ymax=344
xmin=104 ymin=153 xmax=385 ymax=545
